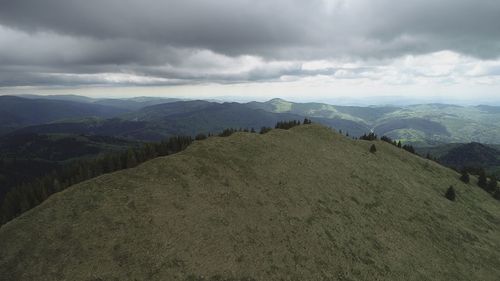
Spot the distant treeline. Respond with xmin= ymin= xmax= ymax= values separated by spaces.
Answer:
xmin=359 ymin=133 xmax=417 ymax=154
xmin=0 ymin=136 xmax=192 ymax=224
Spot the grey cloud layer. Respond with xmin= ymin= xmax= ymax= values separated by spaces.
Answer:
xmin=1 ymin=0 xmax=500 ymax=86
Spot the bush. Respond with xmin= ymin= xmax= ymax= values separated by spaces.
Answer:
xmin=370 ymin=144 xmax=377 ymax=153
xmin=445 ymin=185 xmax=456 ymax=201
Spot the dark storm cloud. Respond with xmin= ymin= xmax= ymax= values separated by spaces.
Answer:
xmin=1 ymin=0 xmax=500 ymax=86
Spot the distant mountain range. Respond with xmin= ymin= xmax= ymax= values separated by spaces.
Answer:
xmin=3 ymin=95 xmax=500 ymax=145
xmin=17 ymin=94 xmax=182 ymax=110
xmin=0 ymin=96 xmax=129 ymax=134
xmin=248 ymin=98 xmax=500 ymax=145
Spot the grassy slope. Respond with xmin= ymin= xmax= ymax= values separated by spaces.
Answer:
xmin=0 ymin=125 xmax=499 ymax=281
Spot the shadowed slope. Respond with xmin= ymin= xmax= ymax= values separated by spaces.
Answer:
xmin=0 ymin=125 xmax=499 ymax=281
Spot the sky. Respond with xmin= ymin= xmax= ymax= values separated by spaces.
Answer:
xmin=1 ymin=0 xmax=500 ymax=104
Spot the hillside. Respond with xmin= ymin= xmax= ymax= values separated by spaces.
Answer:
xmin=0 ymin=133 xmax=138 ymax=202
xmin=248 ymin=99 xmax=500 ymax=145
xmin=0 ymin=96 xmax=128 ymax=134
xmin=12 ymin=101 xmax=304 ymax=141
xmin=18 ymin=94 xmax=181 ymax=110
xmin=439 ymin=143 xmax=500 ymax=173
xmin=1 ymin=125 xmax=499 ymax=280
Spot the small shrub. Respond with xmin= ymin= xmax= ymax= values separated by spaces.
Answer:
xmin=370 ymin=144 xmax=377 ymax=153
xmin=445 ymin=185 xmax=456 ymax=201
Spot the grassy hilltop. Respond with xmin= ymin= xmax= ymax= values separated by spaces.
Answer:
xmin=0 ymin=125 xmax=499 ymax=280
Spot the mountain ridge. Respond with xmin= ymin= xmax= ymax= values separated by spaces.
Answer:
xmin=1 ymin=124 xmax=499 ymax=280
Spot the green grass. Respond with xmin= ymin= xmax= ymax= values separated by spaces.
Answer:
xmin=0 ymin=125 xmax=499 ymax=280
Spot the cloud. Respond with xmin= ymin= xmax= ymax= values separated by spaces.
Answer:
xmin=0 ymin=0 xmax=500 ymax=88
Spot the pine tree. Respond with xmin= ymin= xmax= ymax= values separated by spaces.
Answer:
xmin=445 ymin=185 xmax=456 ymax=201
xmin=493 ymin=189 xmax=500 ymax=201
xmin=370 ymin=144 xmax=377 ymax=153
xmin=260 ymin=127 xmax=271 ymax=134
xmin=126 ymin=149 xmax=138 ymax=168
xmin=195 ymin=133 xmax=207 ymax=140
xmin=459 ymin=169 xmax=470 ymax=183
xmin=397 ymin=141 xmax=402 ymax=148
xmin=478 ymin=169 xmax=488 ymax=189
xmin=487 ymin=175 xmax=498 ymax=194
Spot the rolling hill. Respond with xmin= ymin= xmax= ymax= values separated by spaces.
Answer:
xmin=5 ymin=95 xmax=500 ymax=145
xmin=0 ymin=96 xmax=128 ymax=134
xmin=18 ymin=94 xmax=181 ymax=111
xmin=415 ymin=143 xmax=500 ymax=177
xmin=438 ymin=142 xmax=500 ymax=169
xmin=10 ymin=101 xmax=304 ymax=141
xmin=248 ymin=99 xmax=500 ymax=145
xmin=1 ymin=125 xmax=499 ymax=280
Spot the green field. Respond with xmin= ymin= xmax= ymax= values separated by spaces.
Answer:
xmin=0 ymin=125 xmax=499 ymax=280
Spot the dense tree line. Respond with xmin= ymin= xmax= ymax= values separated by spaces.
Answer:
xmin=360 ymin=132 xmax=377 ymax=141
xmin=275 ymin=120 xmax=302 ymax=130
xmin=361 ymin=133 xmax=417 ymax=155
xmin=0 ymin=136 xmax=193 ymax=224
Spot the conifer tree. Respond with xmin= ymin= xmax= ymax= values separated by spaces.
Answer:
xmin=370 ymin=144 xmax=377 ymax=153
xmin=487 ymin=175 xmax=498 ymax=194
xmin=459 ymin=169 xmax=470 ymax=183
xmin=195 ymin=133 xmax=207 ymax=140
xmin=493 ymin=189 xmax=500 ymax=201
xmin=126 ymin=149 xmax=138 ymax=168
xmin=260 ymin=127 xmax=271 ymax=134
xmin=478 ymin=169 xmax=488 ymax=189
xmin=445 ymin=185 xmax=456 ymax=201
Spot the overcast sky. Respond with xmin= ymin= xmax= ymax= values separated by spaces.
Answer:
xmin=1 ymin=0 xmax=500 ymax=103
